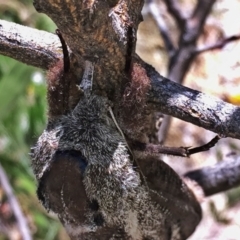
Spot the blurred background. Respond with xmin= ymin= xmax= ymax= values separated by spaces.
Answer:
xmin=0 ymin=0 xmax=240 ymax=239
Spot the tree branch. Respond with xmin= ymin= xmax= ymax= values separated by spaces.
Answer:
xmin=196 ymin=35 xmax=240 ymax=54
xmin=0 ymin=19 xmax=61 ymax=69
xmin=147 ymin=0 xmax=175 ymax=56
xmin=146 ymin=63 xmax=240 ymax=140
xmin=184 ymin=155 xmax=240 ymax=196
xmin=132 ymin=135 xmax=220 ymax=158
xmin=186 ymin=0 xmax=216 ymax=44
xmin=152 ymin=0 xmax=216 ymax=143
xmin=0 ymin=164 xmax=32 ymax=240
xmin=166 ymin=0 xmax=216 ymax=83
xmin=1 ymin=19 xmax=240 ymax=139
xmin=164 ymin=0 xmax=185 ymax=28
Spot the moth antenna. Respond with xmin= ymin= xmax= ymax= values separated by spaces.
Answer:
xmin=108 ymin=106 xmax=148 ymax=187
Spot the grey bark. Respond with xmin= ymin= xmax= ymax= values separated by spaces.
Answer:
xmin=184 ymin=155 xmax=240 ymax=196
xmin=1 ymin=19 xmax=240 ymax=140
xmin=0 ymin=20 xmax=61 ymax=69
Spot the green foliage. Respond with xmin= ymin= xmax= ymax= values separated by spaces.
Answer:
xmin=0 ymin=1 xmax=63 ymax=239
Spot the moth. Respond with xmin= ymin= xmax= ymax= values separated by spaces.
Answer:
xmin=31 ymin=30 xmax=202 ymax=240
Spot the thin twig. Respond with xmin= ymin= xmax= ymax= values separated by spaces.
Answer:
xmin=187 ymin=135 xmax=220 ymax=156
xmin=0 ymin=164 xmax=32 ymax=240
xmin=132 ymin=141 xmax=188 ymax=157
xmin=196 ymin=35 xmax=240 ymax=54
xmin=132 ymin=135 xmax=220 ymax=157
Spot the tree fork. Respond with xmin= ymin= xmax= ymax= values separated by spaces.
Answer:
xmin=1 ymin=19 xmax=240 ymax=139
xmin=33 ymin=0 xmax=144 ymax=100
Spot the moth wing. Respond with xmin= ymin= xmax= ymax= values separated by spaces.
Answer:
xmin=37 ymin=150 xmax=127 ymax=239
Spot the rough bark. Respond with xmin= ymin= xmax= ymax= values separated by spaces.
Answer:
xmin=1 ymin=19 xmax=240 ymax=139
xmin=184 ymin=155 xmax=240 ymax=196
xmin=0 ymin=20 xmax=61 ymax=69
xmin=33 ymin=0 xmax=144 ymax=99
xmin=147 ymin=65 xmax=240 ymax=140
xmin=148 ymin=0 xmax=216 ymax=142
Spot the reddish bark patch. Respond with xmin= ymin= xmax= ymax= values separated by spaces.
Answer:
xmin=121 ymin=62 xmax=151 ymax=139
